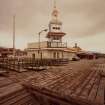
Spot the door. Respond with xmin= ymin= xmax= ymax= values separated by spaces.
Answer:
xmin=32 ymin=53 xmax=35 ymax=59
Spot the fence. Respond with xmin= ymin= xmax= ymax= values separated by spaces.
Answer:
xmin=0 ymin=58 xmax=69 ymax=72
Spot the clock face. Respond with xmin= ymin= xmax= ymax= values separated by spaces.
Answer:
xmin=50 ymin=24 xmax=61 ymax=32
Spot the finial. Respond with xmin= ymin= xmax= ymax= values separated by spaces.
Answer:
xmin=54 ymin=0 xmax=56 ymax=8
xmin=52 ymin=0 xmax=58 ymax=18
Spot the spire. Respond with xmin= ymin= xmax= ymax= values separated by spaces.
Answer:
xmin=50 ymin=0 xmax=62 ymax=25
xmin=54 ymin=0 xmax=56 ymax=8
xmin=52 ymin=0 xmax=59 ymax=19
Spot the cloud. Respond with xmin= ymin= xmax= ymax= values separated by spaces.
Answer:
xmin=59 ymin=0 xmax=105 ymax=37
xmin=0 ymin=0 xmax=105 ymax=37
xmin=0 ymin=0 xmax=105 ymax=52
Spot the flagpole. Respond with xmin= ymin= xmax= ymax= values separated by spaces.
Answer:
xmin=13 ymin=15 xmax=15 ymax=57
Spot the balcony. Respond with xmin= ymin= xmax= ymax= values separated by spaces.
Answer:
xmin=47 ymin=41 xmax=67 ymax=48
xmin=27 ymin=41 xmax=67 ymax=49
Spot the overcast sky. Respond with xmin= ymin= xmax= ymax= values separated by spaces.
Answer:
xmin=0 ymin=0 xmax=105 ymax=53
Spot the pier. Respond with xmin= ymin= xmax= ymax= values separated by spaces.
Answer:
xmin=0 ymin=59 xmax=105 ymax=105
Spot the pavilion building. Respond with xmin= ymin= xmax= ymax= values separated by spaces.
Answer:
xmin=26 ymin=2 xmax=77 ymax=60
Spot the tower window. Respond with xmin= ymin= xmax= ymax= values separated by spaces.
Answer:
xmin=57 ymin=27 xmax=60 ymax=30
xmin=53 ymin=27 xmax=60 ymax=30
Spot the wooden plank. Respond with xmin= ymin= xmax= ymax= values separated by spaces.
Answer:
xmin=71 ymin=70 xmax=95 ymax=97
xmin=0 ymin=78 xmax=14 ymax=88
xmin=0 ymin=83 xmax=23 ymax=99
xmin=78 ymin=70 xmax=98 ymax=98
xmin=0 ymin=89 xmax=27 ymax=104
xmin=66 ymin=70 xmax=91 ymax=95
xmin=15 ymin=96 xmax=35 ymax=105
xmin=88 ymin=74 xmax=100 ymax=102
xmin=1 ymin=92 xmax=29 ymax=105
xmin=95 ymin=77 xmax=105 ymax=105
xmin=0 ymin=77 xmax=6 ymax=81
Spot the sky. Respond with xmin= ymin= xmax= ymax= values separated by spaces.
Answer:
xmin=0 ymin=0 xmax=105 ymax=53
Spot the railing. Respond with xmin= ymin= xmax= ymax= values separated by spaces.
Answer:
xmin=0 ymin=58 xmax=69 ymax=72
xmin=47 ymin=42 xmax=67 ymax=48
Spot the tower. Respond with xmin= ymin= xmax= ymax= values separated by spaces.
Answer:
xmin=46 ymin=0 xmax=66 ymax=43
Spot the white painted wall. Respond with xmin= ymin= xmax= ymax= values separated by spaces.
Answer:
xmin=27 ymin=49 xmax=76 ymax=60
xmin=27 ymin=41 xmax=48 ymax=49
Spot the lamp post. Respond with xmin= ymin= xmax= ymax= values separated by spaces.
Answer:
xmin=38 ymin=29 xmax=48 ymax=59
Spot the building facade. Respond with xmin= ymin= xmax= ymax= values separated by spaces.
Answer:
xmin=0 ymin=47 xmax=26 ymax=58
xmin=27 ymin=2 xmax=77 ymax=60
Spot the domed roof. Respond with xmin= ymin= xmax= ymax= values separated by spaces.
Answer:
xmin=52 ymin=7 xmax=59 ymax=17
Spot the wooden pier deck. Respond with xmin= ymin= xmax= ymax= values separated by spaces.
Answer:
xmin=0 ymin=59 xmax=105 ymax=105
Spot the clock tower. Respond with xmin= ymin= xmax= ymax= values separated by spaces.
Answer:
xmin=46 ymin=0 xmax=66 ymax=43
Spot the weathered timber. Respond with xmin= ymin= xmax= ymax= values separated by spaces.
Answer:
xmin=0 ymin=59 xmax=105 ymax=105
